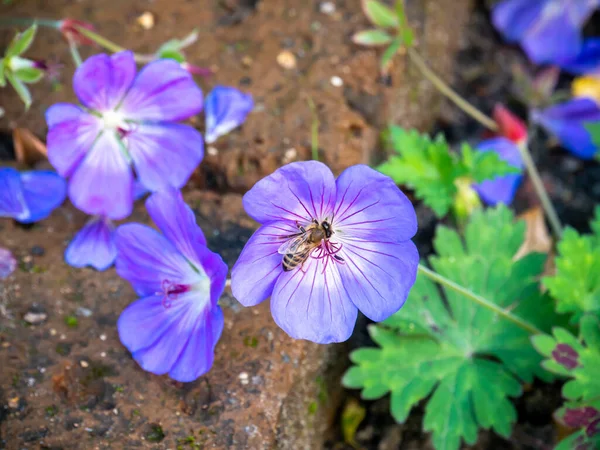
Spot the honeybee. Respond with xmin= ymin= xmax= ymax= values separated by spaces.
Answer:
xmin=279 ymin=220 xmax=333 ymax=271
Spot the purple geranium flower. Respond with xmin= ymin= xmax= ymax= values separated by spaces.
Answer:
xmin=115 ymin=188 xmax=227 ymax=382
xmin=231 ymin=162 xmax=419 ymax=344
xmin=64 ymin=180 xmax=150 ymax=271
xmin=532 ymin=98 xmax=600 ymax=159
xmin=0 ymin=247 xmax=17 ymax=279
xmin=474 ymin=137 xmax=524 ymax=206
xmin=0 ymin=167 xmax=66 ymax=223
xmin=46 ymin=51 xmax=204 ymax=220
xmin=65 ymin=215 xmax=116 ymax=271
xmin=205 ymin=86 xmax=253 ymax=144
xmin=492 ymin=0 xmax=598 ymax=65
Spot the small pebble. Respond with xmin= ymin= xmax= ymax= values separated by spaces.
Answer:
xmin=241 ymin=55 xmax=253 ymax=67
xmin=80 ymin=360 xmax=89 ymax=368
xmin=207 ymin=146 xmax=219 ymax=157
xmin=238 ymin=372 xmax=249 ymax=385
xmin=330 ymin=75 xmax=344 ymax=87
xmin=277 ymin=50 xmax=297 ymax=70
xmin=23 ymin=311 xmax=47 ymax=325
xmin=8 ymin=397 xmax=19 ymax=409
xmin=100 ymin=352 xmax=106 ymax=358
xmin=50 ymin=328 xmax=57 ymax=336
xmin=320 ymin=1 xmax=336 ymax=15
xmin=23 ymin=304 xmax=48 ymax=325
xmin=100 ymin=334 xmax=107 ymax=341
xmin=76 ymin=307 xmax=92 ymax=318
xmin=137 ymin=11 xmax=155 ymax=30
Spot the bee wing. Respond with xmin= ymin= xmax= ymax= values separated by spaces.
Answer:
xmin=277 ymin=234 xmax=308 ymax=255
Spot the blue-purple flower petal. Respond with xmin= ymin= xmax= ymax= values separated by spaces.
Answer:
xmin=20 ymin=171 xmax=67 ymax=223
xmin=492 ymin=0 xmax=597 ymax=64
xmin=0 ymin=247 xmax=17 ymax=279
xmin=115 ymin=223 xmax=199 ymax=297
xmin=72 ymin=51 xmax=136 ymax=111
xmin=46 ymin=105 xmax=101 ymax=178
xmin=126 ymin=123 xmax=204 ymax=192
xmin=334 ymin=165 xmax=417 ymax=243
xmin=242 ymin=160 xmax=336 ymax=223
xmin=558 ymin=38 xmax=600 ymax=75
xmin=0 ymin=167 xmax=28 ymax=220
xmin=533 ymin=98 xmax=600 ymax=159
xmin=205 ymin=86 xmax=254 ymax=144
xmin=0 ymin=168 xmax=66 ymax=223
xmin=65 ymin=216 xmax=116 ymax=271
xmin=145 ymin=187 xmax=208 ymax=265
xmin=68 ymin=131 xmax=133 ymax=219
xmin=231 ymin=221 xmax=299 ymax=307
xmin=473 ymin=137 xmax=524 ymax=206
xmin=168 ymin=306 xmax=224 ymax=382
xmin=119 ymin=59 xmax=203 ymax=122
xmin=270 ymin=255 xmax=359 ymax=343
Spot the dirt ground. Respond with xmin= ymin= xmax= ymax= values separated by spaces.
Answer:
xmin=2 ymin=0 xmax=599 ymax=449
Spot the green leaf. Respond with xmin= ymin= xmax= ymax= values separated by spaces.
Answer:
xmin=460 ymin=142 xmax=520 ymax=183
xmin=352 ymin=29 xmax=393 ymax=46
xmin=6 ymin=24 xmax=37 ymax=58
xmin=380 ymin=38 xmax=402 ymax=74
xmin=13 ymin=67 xmax=43 ymax=83
xmin=156 ymin=48 xmax=186 ymax=63
xmin=543 ymin=207 xmax=600 ymax=320
xmin=5 ymin=70 xmax=32 ymax=109
xmin=361 ymin=0 xmax=398 ymax=28
xmin=377 ymin=127 xmax=464 ymax=217
xmin=344 ymin=206 xmax=564 ymax=450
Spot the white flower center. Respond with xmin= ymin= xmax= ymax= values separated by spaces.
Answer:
xmin=102 ymin=110 xmax=126 ymax=130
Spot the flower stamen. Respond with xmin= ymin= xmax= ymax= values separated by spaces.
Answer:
xmin=159 ymin=279 xmax=190 ymax=309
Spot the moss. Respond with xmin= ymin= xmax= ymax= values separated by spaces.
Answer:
xmin=243 ymin=336 xmax=258 ymax=348
xmin=64 ymin=315 xmax=78 ymax=328
xmin=143 ymin=424 xmax=165 ymax=443
xmin=55 ymin=342 xmax=72 ymax=356
xmin=307 ymin=401 xmax=318 ymax=415
xmin=45 ymin=405 xmax=58 ymax=417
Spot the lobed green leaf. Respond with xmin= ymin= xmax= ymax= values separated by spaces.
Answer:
xmin=543 ymin=208 xmax=600 ymax=320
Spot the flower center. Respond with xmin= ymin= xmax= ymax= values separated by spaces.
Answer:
xmin=102 ymin=110 xmax=127 ymax=130
xmin=160 ymin=280 xmax=191 ymax=308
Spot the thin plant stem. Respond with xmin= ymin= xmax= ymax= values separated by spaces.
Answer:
xmin=307 ymin=97 xmax=320 ymax=161
xmin=0 ymin=17 xmax=61 ymax=28
xmin=406 ymin=48 xmax=498 ymax=131
xmin=72 ymin=25 xmax=123 ymax=53
xmin=67 ymin=38 xmax=82 ymax=67
xmin=518 ymin=141 xmax=563 ymax=238
xmin=417 ymin=264 xmax=543 ymax=335
xmin=406 ymin=46 xmax=564 ymax=238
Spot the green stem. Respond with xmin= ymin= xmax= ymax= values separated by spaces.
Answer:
xmin=407 ymin=48 xmax=498 ymax=132
xmin=517 ymin=141 xmax=563 ymax=238
xmin=0 ymin=17 xmax=61 ymax=28
xmin=67 ymin=38 xmax=82 ymax=67
xmin=417 ymin=264 xmax=543 ymax=335
xmin=72 ymin=25 xmax=154 ymax=63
